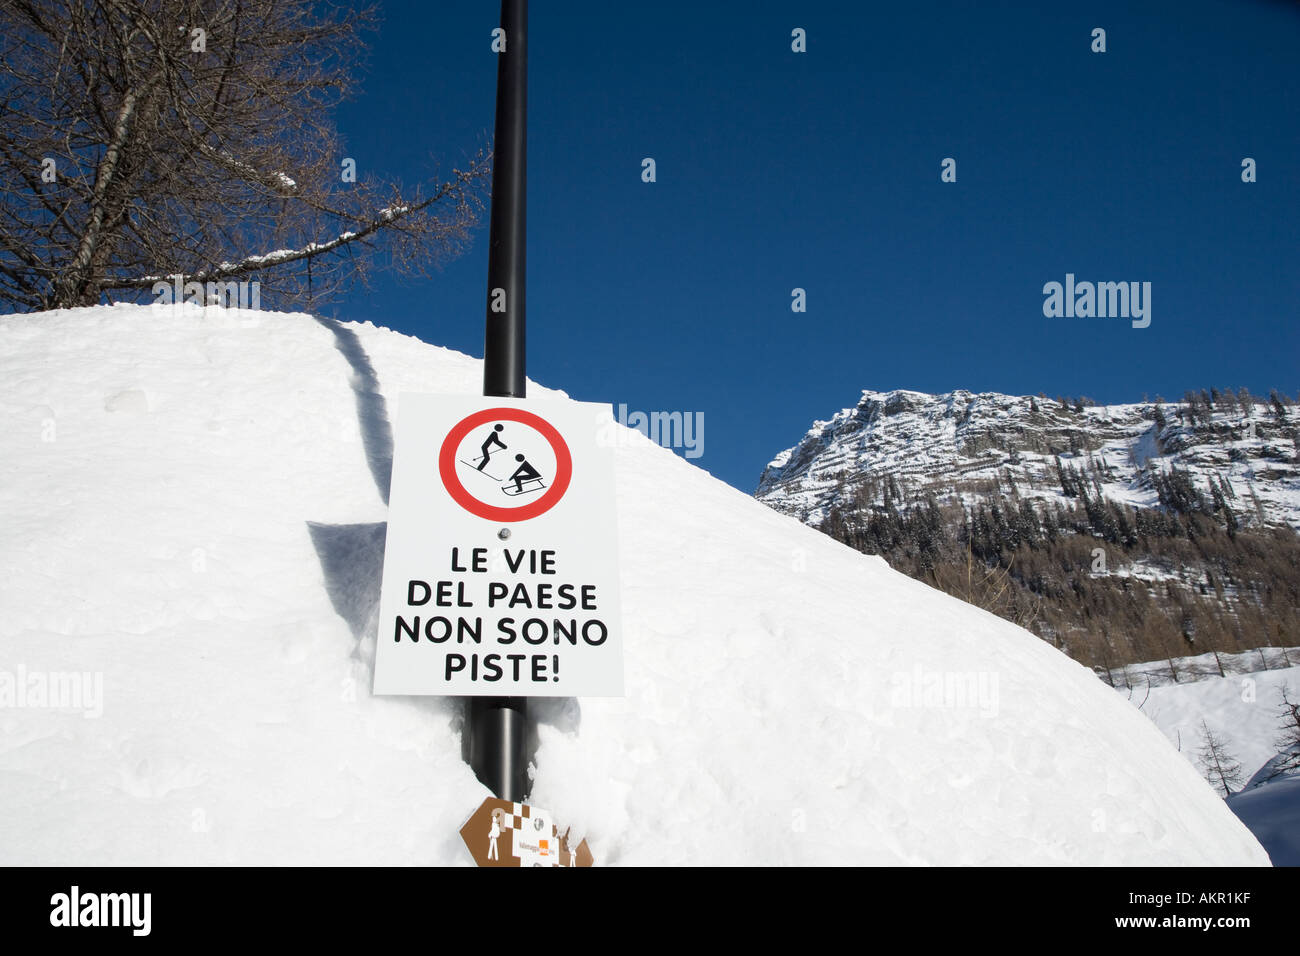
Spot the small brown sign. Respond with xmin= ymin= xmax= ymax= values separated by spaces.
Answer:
xmin=460 ymin=798 xmax=594 ymax=867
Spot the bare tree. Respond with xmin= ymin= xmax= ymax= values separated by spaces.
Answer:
xmin=0 ymin=0 xmax=490 ymax=311
xmin=1270 ymin=685 xmax=1300 ymax=778
xmin=1195 ymin=720 xmax=1244 ymax=797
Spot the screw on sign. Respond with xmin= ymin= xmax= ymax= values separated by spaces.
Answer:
xmin=460 ymin=797 xmax=594 ymax=867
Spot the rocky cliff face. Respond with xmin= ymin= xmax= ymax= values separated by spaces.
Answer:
xmin=757 ymin=388 xmax=1300 ymax=533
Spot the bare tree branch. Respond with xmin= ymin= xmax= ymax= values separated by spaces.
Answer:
xmin=0 ymin=0 xmax=491 ymax=311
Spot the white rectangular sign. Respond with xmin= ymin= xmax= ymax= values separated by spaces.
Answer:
xmin=373 ymin=395 xmax=624 ymax=697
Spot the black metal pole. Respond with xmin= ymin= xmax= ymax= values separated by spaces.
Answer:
xmin=483 ymin=0 xmax=527 ymax=400
xmin=469 ymin=0 xmax=529 ymax=804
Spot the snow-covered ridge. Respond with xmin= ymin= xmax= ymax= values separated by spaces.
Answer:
xmin=757 ymin=387 xmax=1300 ymax=532
xmin=0 ymin=305 xmax=1269 ymax=865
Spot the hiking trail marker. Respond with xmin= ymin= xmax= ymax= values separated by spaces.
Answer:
xmin=460 ymin=797 xmax=594 ymax=867
xmin=373 ymin=395 xmax=624 ymax=697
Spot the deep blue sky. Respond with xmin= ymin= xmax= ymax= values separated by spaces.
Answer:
xmin=326 ymin=0 xmax=1300 ymax=493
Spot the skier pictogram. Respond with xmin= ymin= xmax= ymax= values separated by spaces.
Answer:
xmin=460 ymin=423 xmax=510 ymax=478
xmin=476 ymin=423 xmax=506 ymax=471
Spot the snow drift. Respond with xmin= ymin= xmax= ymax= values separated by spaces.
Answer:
xmin=0 ymin=304 xmax=1269 ymax=865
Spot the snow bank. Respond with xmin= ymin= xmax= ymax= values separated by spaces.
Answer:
xmin=0 ymin=304 xmax=1269 ymax=865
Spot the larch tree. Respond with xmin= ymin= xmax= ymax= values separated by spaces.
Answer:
xmin=0 ymin=0 xmax=491 ymax=311
xmin=1195 ymin=720 xmax=1244 ymax=797
xmin=1271 ymin=685 xmax=1300 ymax=778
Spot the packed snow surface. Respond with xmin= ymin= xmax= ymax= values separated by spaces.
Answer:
xmin=0 ymin=304 xmax=1269 ymax=865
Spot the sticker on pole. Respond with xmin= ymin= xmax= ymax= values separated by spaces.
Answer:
xmin=373 ymin=395 xmax=624 ymax=697
xmin=460 ymin=798 xmax=594 ymax=867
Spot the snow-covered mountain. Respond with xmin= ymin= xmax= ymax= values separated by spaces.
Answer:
xmin=757 ymin=388 xmax=1300 ymax=532
xmin=0 ymin=305 xmax=1270 ymax=865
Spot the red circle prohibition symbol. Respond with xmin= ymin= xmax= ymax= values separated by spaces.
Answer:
xmin=438 ymin=407 xmax=572 ymax=522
